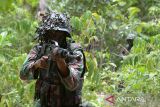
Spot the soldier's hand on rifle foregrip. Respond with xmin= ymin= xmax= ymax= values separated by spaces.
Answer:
xmin=34 ymin=56 xmax=48 ymax=69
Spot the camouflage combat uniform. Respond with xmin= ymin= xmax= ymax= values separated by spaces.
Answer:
xmin=20 ymin=42 xmax=85 ymax=107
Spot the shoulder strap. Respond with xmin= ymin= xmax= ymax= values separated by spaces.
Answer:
xmin=36 ymin=43 xmax=47 ymax=59
xmin=81 ymin=50 xmax=86 ymax=78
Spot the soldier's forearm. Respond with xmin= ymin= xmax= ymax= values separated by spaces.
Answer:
xmin=56 ymin=58 xmax=69 ymax=77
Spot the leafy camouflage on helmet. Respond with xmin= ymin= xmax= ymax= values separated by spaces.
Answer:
xmin=35 ymin=12 xmax=71 ymax=40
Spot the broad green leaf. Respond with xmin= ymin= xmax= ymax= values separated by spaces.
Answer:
xmin=136 ymin=25 xmax=142 ymax=33
xmin=70 ymin=17 xmax=82 ymax=31
xmin=92 ymin=13 xmax=100 ymax=21
xmin=128 ymin=7 xmax=140 ymax=18
xmin=118 ymin=1 xmax=126 ymax=6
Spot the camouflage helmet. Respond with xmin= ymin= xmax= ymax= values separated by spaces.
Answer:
xmin=126 ymin=33 xmax=135 ymax=40
xmin=35 ymin=12 xmax=71 ymax=40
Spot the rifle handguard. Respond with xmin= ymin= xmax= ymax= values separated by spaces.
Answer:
xmin=49 ymin=40 xmax=81 ymax=61
xmin=57 ymin=48 xmax=81 ymax=61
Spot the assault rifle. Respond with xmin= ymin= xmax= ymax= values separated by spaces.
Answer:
xmin=47 ymin=40 xmax=81 ymax=61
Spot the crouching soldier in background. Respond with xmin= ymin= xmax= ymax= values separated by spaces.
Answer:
xmin=121 ymin=33 xmax=135 ymax=56
xmin=20 ymin=12 xmax=86 ymax=107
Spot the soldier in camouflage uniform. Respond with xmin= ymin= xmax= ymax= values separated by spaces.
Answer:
xmin=20 ymin=12 xmax=86 ymax=107
xmin=121 ymin=33 xmax=135 ymax=56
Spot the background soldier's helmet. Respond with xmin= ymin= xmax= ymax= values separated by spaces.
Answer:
xmin=35 ymin=12 xmax=71 ymax=40
xmin=126 ymin=33 xmax=135 ymax=40
xmin=126 ymin=33 xmax=135 ymax=46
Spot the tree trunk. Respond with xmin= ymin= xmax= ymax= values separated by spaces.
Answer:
xmin=37 ymin=0 xmax=47 ymax=21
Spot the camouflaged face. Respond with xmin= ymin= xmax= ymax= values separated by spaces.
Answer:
xmin=35 ymin=12 xmax=71 ymax=41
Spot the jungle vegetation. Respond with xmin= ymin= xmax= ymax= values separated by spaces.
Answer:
xmin=0 ymin=0 xmax=160 ymax=106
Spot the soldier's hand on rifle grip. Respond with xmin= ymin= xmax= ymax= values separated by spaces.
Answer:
xmin=51 ymin=47 xmax=68 ymax=77
xmin=34 ymin=56 xmax=48 ymax=69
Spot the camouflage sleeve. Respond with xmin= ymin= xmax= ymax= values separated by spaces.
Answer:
xmin=59 ymin=49 xmax=84 ymax=91
xmin=20 ymin=46 xmax=39 ymax=80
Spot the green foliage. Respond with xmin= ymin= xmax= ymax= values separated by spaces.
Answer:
xmin=1 ymin=0 xmax=160 ymax=106
xmin=119 ymin=36 xmax=160 ymax=94
xmin=0 ymin=1 xmax=37 ymax=106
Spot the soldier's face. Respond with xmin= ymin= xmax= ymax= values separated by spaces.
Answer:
xmin=48 ymin=30 xmax=66 ymax=42
xmin=127 ymin=39 xmax=133 ymax=46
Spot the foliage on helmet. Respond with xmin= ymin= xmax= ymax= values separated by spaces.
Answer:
xmin=35 ymin=12 xmax=71 ymax=41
